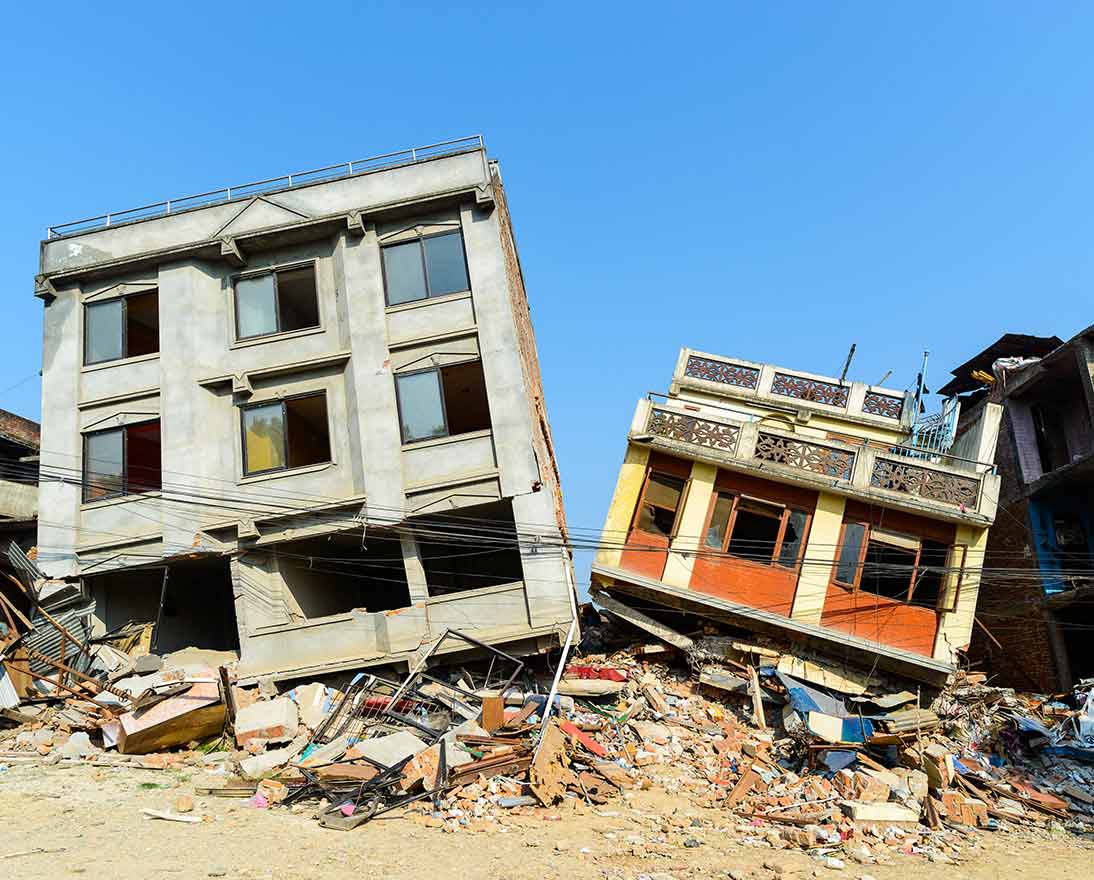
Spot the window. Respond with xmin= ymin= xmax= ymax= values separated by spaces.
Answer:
xmin=704 ymin=492 xmax=811 ymax=567
xmin=242 ymin=392 xmax=331 ymax=476
xmin=394 ymin=360 xmax=491 ymax=444
xmin=382 ymin=230 xmax=470 ymax=306
xmin=84 ymin=290 xmax=159 ymax=365
xmin=834 ymin=522 xmax=953 ymax=608
xmin=235 ymin=265 xmax=320 ymax=340
xmin=83 ymin=421 xmax=162 ymax=502
xmin=636 ymin=473 xmax=686 ymax=538
xmin=1031 ymin=404 xmax=1070 ymax=474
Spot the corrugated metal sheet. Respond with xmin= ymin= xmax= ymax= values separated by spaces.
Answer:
xmin=26 ymin=597 xmax=95 ymax=676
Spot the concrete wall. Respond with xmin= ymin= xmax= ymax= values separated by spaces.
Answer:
xmin=36 ymin=149 xmax=574 ymax=676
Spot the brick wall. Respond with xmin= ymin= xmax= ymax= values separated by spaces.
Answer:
xmin=490 ymin=170 xmax=570 ymax=546
xmin=965 ymin=406 xmax=1061 ymax=691
xmin=0 ymin=408 xmax=39 ymax=452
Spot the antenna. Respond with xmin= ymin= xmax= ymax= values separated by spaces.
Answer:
xmin=838 ymin=344 xmax=857 ymax=383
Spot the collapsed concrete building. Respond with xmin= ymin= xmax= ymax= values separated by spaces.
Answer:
xmin=946 ymin=328 xmax=1094 ymax=691
xmin=592 ymin=348 xmax=1002 ymax=688
xmin=1 ymin=408 xmax=40 ymax=584
xmin=34 ymin=136 xmax=576 ymax=682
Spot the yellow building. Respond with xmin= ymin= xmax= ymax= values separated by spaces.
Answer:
xmin=592 ymin=348 xmax=1002 ymax=686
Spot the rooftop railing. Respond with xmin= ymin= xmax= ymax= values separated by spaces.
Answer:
xmin=46 ymin=135 xmax=486 ymax=239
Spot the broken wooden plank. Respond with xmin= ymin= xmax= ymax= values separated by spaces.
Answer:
xmin=723 ymin=765 xmax=759 ymax=807
xmin=590 ymin=589 xmax=694 ymax=651
xmin=748 ymin=665 xmax=766 ymax=730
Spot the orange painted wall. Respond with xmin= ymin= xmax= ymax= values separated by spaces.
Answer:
xmin=820 ymin=583 xmax=939 ymax=656
xmin=689 ymin=555 xmax=798 ymax=618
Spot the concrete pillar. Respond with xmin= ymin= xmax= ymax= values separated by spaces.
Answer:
xmin=663 ymin=461 xmax=717 ymax=588
xmin=37 ymin=289 xmax=82 ymax=578
xmin=789 ymin=491 xmax=845 ymax=624
xmin=595 ymin=443 xmax=651 ymax=570
xmin=933 ymin=524 xmax=989 ymax=662
xmin=337 ymin=229 xmax=406 ymax=522
xmin=400 ymin=533 xmax=430 ymax=604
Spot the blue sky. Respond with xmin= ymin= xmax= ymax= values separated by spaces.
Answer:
xmin=2 ymin=4 xmax=1091 ymax=586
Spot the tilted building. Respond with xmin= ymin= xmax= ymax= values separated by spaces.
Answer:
xmin=34 ymin=136 xmax=576 ymax=681
xmin=945 ymin=329 xmax=1094 ymax=691
xmin=592 ymin=348 xmax=1002 ymax=687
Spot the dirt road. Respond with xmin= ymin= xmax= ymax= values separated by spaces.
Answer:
xmin=2 ymin=760 xmax=1091 ymax=879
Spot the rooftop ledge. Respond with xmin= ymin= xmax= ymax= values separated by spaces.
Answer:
xmin=45 ymin=135 xmax=487 ymax=240
xmin=672 ymin=348 xmax=915 ymax=431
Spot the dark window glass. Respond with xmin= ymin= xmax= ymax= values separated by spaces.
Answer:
xmin=382 ymin=240 xmax=428 ymax=305
xmin=1032 ymin=404 xmax=1070 ymax=474
xmin=637 ymin=473 xmax=685 ymax=537
xmin=125 ymin=292 xmax=160 ymax=358
xmin=242 ymin=393 xmax=331 ymax=476
xmin=82 ymin=421 xmax=162 ymax=502
xmin=913 ymin=539 xmax=949 ymax=608
xmin=423 ymin=232 xmax=469 ymax=296
xmin=727 ymin=499 xmax=782 ymax=563
xmin=440 ymin=361 xmax=491 ymax=436
xmin=835 ymin=522 xmax=866 ymax=584
xmin=85 ymin=300 xmax=124 ymax=365
xmin=275 ymin=266 xmax=320 ymax=332
xmin=285 ymin=393 xmax=331 ymax=468
xmin=126 ymin=421 xmax=162 ymax=493
xmin=777 ymin=509 xmax=809 ymax=567
xmin=704 ymin=493 xmax=734 ymax=549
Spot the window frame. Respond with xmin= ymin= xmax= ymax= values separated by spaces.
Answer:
xmin=380 ymin=229 xmax=472 ymax=307
xmin=232 ymin=261 xmax=321 ymax=343
xmin=702 ymin=491 xmax=812 ymax=569
xmin=81 ymin=419 xmax=161 ymax=504
xmin=239 ymin=390 xmax=332 ymax=477
xmin=393 ymin=359 xmax=491 ymax=446
xmin=83 ymin=288 xmax=160 ymax=367
xmin=832 ymin=520 xmax=955 ymax=609
xmin=630 ymin=470 xmax=689 ymax=540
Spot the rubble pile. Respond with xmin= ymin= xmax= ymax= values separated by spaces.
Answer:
xmin=4 ymin=591 xmax=1094 ymax=869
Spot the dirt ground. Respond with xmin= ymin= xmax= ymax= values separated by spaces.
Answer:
xmin=2 ymin=760 xmax=1093 ymax=880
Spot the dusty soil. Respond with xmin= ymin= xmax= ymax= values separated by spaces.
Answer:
xmin=2 ymin=760 xmax=1092 ymax=880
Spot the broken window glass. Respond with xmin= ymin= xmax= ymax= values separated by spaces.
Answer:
xmin=637 ymin=473 xmax=685 ymax=537
xmin=777 ymin=509 xmax=809 ymax=567
xmin=704 ymin=492 xmax=735 ymax=549
xmin=382 ymin=230 xmax=469 ymax=305
xmin=727 ymin=499 xmax=783 ymax=564
xmin=912 ymin=539 xmax=949 ymax=608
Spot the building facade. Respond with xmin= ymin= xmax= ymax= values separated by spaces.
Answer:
xmin=0 ymin=408 xmax=40 ymax=573
xmin=34 ymin=137 xmax=576 ymax=681
xmin=592 ymin=348 xmax=1001 ymax=686
xmin=948 ymin=329 xmax=1094 ymax=691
